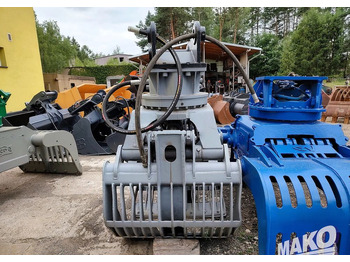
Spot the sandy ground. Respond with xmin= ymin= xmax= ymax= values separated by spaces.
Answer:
xmin=0 ymin=155 xmax=152 ymax=255
xmin=0 ymin=121 xmax=349 ymax=255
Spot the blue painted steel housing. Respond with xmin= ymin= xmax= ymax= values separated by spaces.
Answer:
xmin=220 ymin=76 xmax=350 ymax=255
xmin=249 ymin=76 xmax=327 ymax=121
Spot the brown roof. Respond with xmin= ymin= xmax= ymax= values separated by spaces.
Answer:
xmin=129 ymin=41 xmax=262 ymax=64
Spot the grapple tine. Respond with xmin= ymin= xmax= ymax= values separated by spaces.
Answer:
xmin=102 ymin=22 xmax=242 ymax=240
xmin=0 ymin=126 xmax=82 ymax=175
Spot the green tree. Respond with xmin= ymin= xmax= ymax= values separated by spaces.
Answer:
xmin=154 ymin=7 xmax=191 ymax=40
xmin=213 ymin=7 xmax=229 ymax=41
xmin=325 ymin=8 xmax=346 ymax=76
xmin=36 ymin=20 xmax=77 ymax=73
xmin=250 ymin=33 xmax=282 ymax=78
xmin=135 ymin=10 xmax=155 ymax=52
xmin=281 ymin=8 xmax=347 ymax=76
xmin=111 ymin=45 xmax=123 ymax=55
xmin=71 ymin=38 xmax=97 ymax=66
xmin=343 ymin=8 xmax=350 ymax=77
xmin=190 ymin=7 xmax=215 ymax=36
xmin=225 ymin=7 xmax=250 ymax=44
xmin=247 ymin=7 xmax=262 ymax=40
xmin=278 ymin=35 xmax=295 ymax=75
xmin=134 ymin=8 xmax=192 ymax=52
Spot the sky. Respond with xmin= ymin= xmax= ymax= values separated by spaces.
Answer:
xmin=34 ymin=7 xmax=154 ymax=56
xmin=32 ymin=2 xmax=348 ymax=57
xmin=14 ymin=1 xmax=350 ymax=57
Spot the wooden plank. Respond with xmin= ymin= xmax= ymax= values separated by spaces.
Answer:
xmin=153 ymin=239 xmax=200 ymax=255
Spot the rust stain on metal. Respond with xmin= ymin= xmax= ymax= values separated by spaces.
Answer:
xmin=321 ymin=86 xmax=350 ymax=124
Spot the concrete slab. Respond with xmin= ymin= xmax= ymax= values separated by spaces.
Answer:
xmin=0 ymin=156 xmax=152 ymax=255
xmin=153 ymin=239 xmax=200 ymax=255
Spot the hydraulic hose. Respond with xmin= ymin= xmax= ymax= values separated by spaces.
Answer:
xmin=134 ymin=33 xmax=194 ymax=167
xmin=102 ymin=39 xmax=183 ymax=136
xmin=102 ymin=80 xmax=133 ymax=134
xmin=104 ymin=29 xmax=259 ymax=167
xmin=204 ymin=35 xmax=259 ymax=103
xmin=102 ymin=33 xmax=184 ymax=167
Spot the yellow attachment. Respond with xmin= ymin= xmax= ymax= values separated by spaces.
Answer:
xmin=56 ymin=87 xmax=82 ymax=109
xmin=77 ymin=84 xmax=107 ymax=99
xmin=55 ymin=83 xmax=133 ymax=117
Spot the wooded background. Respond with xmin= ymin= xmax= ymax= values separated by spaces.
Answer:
xmin=36 ymin=7 xmax=350 ymax=80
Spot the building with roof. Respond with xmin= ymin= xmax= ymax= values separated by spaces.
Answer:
xmin=129 ymin=40 xmax=262 ymax=93
xmin=94 ymin=54 xmax=133 ymax=65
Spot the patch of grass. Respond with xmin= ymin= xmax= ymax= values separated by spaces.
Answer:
xmin=324 ymin=79 xmax=349 ymax=89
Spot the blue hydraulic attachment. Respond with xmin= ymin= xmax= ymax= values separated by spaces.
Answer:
xmin=220 ymin=76 xmax=350 ymax=255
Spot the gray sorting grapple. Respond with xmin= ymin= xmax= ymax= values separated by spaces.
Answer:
xmin=0 ymin=90 xmax=82 ymax=175
xmin=0 ymin=126 xmax=82 ymax=174
xmin=102 ymin=22 xmax=245 ymax=238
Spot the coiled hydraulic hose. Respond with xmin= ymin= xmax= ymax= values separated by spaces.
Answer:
xmin=102 ymin=38 xmax=183 ymax=135
xmin=102 ymin=34 xmax=184 ymax=167
xmin=103 ymin=29 xmax=259 ymax=167
xmin=134 ymin=33 xmax=192 ymax=167
xmin=205 ymin=35 xmax=259 ymax=103
xmin=101 ymin=80 xmax=134 ymax=133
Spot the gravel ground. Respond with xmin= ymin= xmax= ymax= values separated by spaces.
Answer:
xmin=200 ymin=186 xmax=259 ymax=255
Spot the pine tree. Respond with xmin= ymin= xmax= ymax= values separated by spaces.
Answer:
xmin=154 ymin=7 xmax=191 ymax=40
xmin=281 ymin=8 xmax=347 ymax=76
xmin=213 ymin=7 xmax=229 ymax=41
xmin=278 ymin=35 xmax=295 ymax=75
xmin=190 ymin=7 xmax=215 ymax=36
xmin=135 ymin=11 xmax=155 ymax=52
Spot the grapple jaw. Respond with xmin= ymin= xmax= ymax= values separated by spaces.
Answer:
xmin=0 ymin=126 xmax=82 ymax=175
xmin=244 ymin=148 xmax=350 ymax=255
xmin=103 ymin=130 xmax=242 ymax=238
xmin=220 ymin=76 xmax=350 ymax=254
xmin=102 ymin=22 xmax=243 ymax=239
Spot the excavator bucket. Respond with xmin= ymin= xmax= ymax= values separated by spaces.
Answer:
xmin=55 ymin=87 xmax=82 ymax=110
xmin=56 ymin=83 xmax=133 ymax=113
xmin=77 ymin=84 xmax=107 ymax=99
xmin=321 ymin=85 xmax=350 ymax=124
xmin=2 ymin=90 xmax=80 ymax=131
xmin=0 ymin=125 xmax=82 ymax=175
xmin=207 ymin=94 xmax=235 ymax=125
